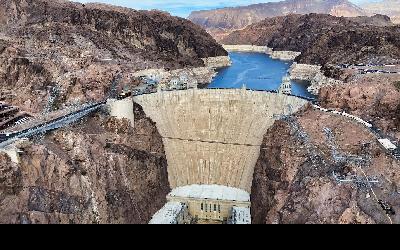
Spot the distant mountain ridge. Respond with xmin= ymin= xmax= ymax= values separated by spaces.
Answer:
xmin=363 ymin=0 xmax=400 ymax=24
xmin=188 ymin=0 xmax=367 ymax=40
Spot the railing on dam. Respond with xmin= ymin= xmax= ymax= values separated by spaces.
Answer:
xmin=131 ymin=86 xmax=316 ymax=102
xmin=209 ymin=87 xmax=316 ymax=102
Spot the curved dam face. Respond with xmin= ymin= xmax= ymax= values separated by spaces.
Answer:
xmin=134 ymin=89 xmax=308 ymax=192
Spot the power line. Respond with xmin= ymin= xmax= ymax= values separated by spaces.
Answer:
xmin=355 ymin=165 xmax=393 ymax=224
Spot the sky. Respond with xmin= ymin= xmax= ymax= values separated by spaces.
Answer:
xmin=75 ymin=0 xmax=378 ymax=18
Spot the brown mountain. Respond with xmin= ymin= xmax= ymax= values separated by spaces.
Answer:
xmin=363 ymin=0 xmax=400 ymax=24
xmin=188 ymin=0 xmax=367 ymax=41
xmin=0 ymin=0 xmax=226 ymax=112
xmin=0 ymin=0 xmax=226 ymax=69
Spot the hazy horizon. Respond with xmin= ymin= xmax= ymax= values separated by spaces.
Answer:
xmin=75 ymin=0 xmax=379 ymax=17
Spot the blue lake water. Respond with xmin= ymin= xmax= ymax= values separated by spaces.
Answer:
xmin=208 ymin=52 xmax=315 ymax=99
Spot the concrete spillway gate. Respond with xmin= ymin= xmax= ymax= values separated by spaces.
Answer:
xmin=134 ymin=89 xmax=308 ymax=193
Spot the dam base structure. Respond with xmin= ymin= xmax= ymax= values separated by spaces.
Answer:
xmin=134 ymin=89 xmax=309 ymax=224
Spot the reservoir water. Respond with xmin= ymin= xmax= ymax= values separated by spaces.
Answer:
xmin=208 ymin=52 xmax=315 ymax=99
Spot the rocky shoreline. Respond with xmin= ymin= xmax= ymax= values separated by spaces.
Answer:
xmin=270 ymin=51 xmax=301 ymax=61
xmin=223 ymin=45 xmax=301 ymax=61
xmin=131 ymin=56 xmax=232 ymax=90
xmin=289 ymin=63 xmax=343 ymax=95
xmin=223 ymin=45 xmax=270 ymax=53
xmin=222 ymin=44 xmax=338 ymax=95
xmin=202 ymin=56 xmax=232 ymax=69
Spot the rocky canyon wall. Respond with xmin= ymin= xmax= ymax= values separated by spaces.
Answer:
xmin=252 ymin=108 xmax=400 ymax=224
xmin=0 ymin=105 xmax=170 ymax=224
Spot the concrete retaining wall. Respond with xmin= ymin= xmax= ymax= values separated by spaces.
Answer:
xmin=107 ymin=98 xmax=135 ymax=126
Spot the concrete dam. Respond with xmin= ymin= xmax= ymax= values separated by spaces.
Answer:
xmin=133 ymin=89 xmax=308 ymax=193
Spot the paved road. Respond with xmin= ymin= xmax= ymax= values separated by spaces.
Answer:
xmin=0 ymin=102 xmax=105 ymax=148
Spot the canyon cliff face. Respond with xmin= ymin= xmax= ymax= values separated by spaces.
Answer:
xmin=0 ymin=104 xmax=170 ymax=224
xmin=0 ymin=0 xmax=227 ymax=112
xmin=0 ymin=0 xmax=228 ymax=224
xmin=252 ymin=109 xmax=400 ymax=224
xmin=189 ymin=0 xmax=366 ymax=41
xmin=0 ymin=0 xmax=226 ymax=66
xmin=363 ymin=0 xmax=400 ymax=24
xmin=222 ymin=14 xmax=400 ymax=66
